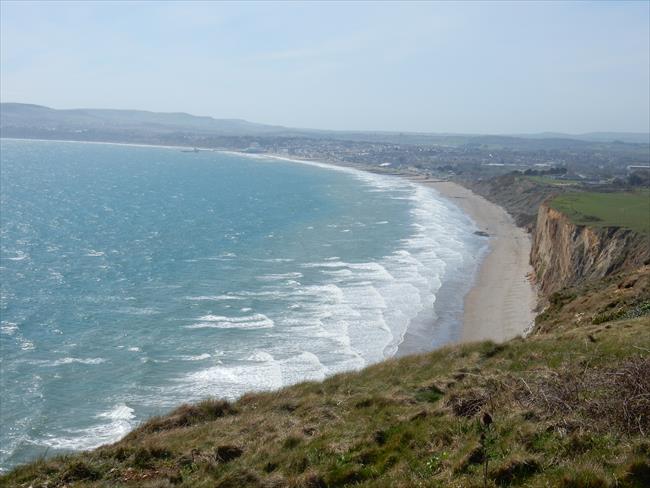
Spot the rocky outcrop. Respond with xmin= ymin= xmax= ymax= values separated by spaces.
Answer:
xmin=531 ymin=205 xmax=650 ymax=296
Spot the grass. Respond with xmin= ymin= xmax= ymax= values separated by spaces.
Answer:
xmin=525 ymin=175 xmax=579 ymax=187
xmin=3 ymin=312 xmax=649 ymax=487
xmin=548 ymin=190 xmax=650 ymax=233
xmin=534 ymin=266 xmax=650 ymax=333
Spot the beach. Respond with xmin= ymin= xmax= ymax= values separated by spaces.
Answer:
xmin=401 ymin=176 xmax=537 ymax=348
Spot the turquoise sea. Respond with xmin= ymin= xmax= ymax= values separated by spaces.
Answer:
xmin=0 ymin=139 xmax=485 ymax=471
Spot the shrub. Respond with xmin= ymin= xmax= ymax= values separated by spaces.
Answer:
xmin=514 ymin=357 xmax=650 ymax=435
xmin=61 ymin=460 xmax=100 ymax=482
xmin=447 ymin=389 xmax=489 ymax=418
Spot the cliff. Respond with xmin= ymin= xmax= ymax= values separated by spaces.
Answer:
xmin=531 ymin=203 xmax=650 ymax=296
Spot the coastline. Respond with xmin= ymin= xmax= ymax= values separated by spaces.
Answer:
xmin=4 ymin=138 xmax=537 ymax=348
xmin=407 ymin=176 xmax=537 ymax=345
xmin=259 ymin=151 xmax=539 ymax=347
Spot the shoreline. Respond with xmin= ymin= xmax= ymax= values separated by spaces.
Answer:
xmin=255 ymin=151 xmax=539 ymax=347
xmin=407 ymin=176 xmax=537 ymax=344
xmin=4 ymin=138 xmax=537 ymax=347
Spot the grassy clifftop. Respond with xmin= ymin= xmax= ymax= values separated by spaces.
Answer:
xmin=4 ymin=310 xmax=649 ymax=487
xmin=548 ymin=190 xmax=650 ymax=234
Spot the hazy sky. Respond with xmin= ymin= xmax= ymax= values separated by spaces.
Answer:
xmin=1 ymin=1 xmax=649 ymax=134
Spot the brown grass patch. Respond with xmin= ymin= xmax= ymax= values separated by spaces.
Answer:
xmin=127 ymin=399 xmax=237 ymax=438
xmin=513 ymin=357 xmax=649 ymax=435
xmin=446 ymin=388 xmax=490 ymax=417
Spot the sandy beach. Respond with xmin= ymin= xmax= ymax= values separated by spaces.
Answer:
xmin=403 ymin=176 xmax=537 ymax=346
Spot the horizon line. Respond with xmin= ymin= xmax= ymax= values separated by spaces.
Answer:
xmin=2 ymin=101 xmax=649 ymax=138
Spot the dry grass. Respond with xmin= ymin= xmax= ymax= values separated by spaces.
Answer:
xmin=534 ymin=266 xmax=650 ymax=334
xmin=512 ymin=357 xmax=650 ymax=436
xmin=126 ymin=399 xmax=238 ymax=439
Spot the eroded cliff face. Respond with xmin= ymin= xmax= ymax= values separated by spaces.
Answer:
xmin=531 ymin=205 xmax=650 ymax=296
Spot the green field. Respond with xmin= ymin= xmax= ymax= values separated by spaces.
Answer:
xmin=525 ymin=175 xmax=579 ymax=187
xmin=549 ymin=190 xmax=650 ymax=233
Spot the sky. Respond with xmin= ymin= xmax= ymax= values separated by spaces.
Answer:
xmin=1 ymin=1 xmax=649 ymax=134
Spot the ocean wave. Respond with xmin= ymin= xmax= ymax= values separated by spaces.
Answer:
xmin=97 ymin=403 xmax=135 ymax=421
xmin=257 ymin=272 xmax=303 ymax=281
xmin=185 ymin=294 xmax=244 ymax=301
xmin=48 ymin=357 xmax=106 ymax=366
xmin=116 ymin=307 xmax=159 ymax=315
xmin=251 ymin=257 xmax=294 ymax=263
xmin=5 ymin=251 xmax=28 ymax=261
xmin=0 ymin=321 xmax=18 ymax=335
xmin=178 ymin=350 xmax=326 ymax=400
xmin=85 ymin=250 xmax=105 ymax=257
xmin=185 ymin=313 xmax=274 ymax=330
xmin=38 ymin=404 xmax=135 ymax=451
xmin=301 ymin=261 xmax=348 ymax=268
xmin=177 ymin=353 xmax=211 ymax=361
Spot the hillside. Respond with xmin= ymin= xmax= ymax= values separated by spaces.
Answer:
xmin=0 ymin=103 xmax=288 ymax=136
xmin=3 ymin=313 xmax=648 ymax=487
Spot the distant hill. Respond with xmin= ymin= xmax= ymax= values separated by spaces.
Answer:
xmin=515 ymin=131 xmax=650 ymax=144
xmin=2 ymin=103 xmax=648 ymax=150
xmin=0 ymin=103 xmax=289 ymax=136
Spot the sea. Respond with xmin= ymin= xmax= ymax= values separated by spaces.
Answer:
xmin=0 ymin=138 xmax=486 ymax=471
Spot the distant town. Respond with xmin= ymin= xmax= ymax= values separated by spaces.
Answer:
xmin=2 ymin=103 xmax=649 ymax=187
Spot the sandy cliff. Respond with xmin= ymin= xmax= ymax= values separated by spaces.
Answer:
xmin=530 ymin=204 xmax=650 ymax=296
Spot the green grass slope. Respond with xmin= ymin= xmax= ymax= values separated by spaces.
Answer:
xmin=548 ymin=190 xmax=650 ymax=233
xmin=3 ymin=313 xmax=649 ymax=487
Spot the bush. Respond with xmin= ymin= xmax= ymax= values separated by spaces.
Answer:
xmin=61 ymin=460 xmax=100 ymax=482
xmin=514 ymin=357 xmax=650 ymax=435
